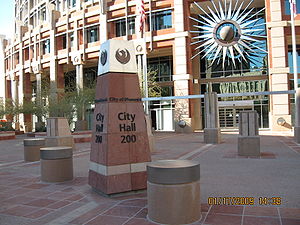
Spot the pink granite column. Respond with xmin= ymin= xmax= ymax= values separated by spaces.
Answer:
xmin=88 ymin=40 xmax=151 ymax=195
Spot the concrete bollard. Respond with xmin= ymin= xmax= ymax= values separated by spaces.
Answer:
xmin=40 ymin=146 xmax=73 ymax=182
xmin=147 ymin=160 xmax=201 ymax=224
xmin=23 ymin=138 xmax=45 ymax=162
xmin=45 ymin=117 xmax=75 ymax=150
xmin=204 ymin=92 xmax=221 ymax=144
xmin=238 ymin=111 xmax=260 ymax=156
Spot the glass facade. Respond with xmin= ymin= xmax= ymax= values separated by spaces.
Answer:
xmin=150 ymin=10 xmax=172 ymax=31
xmin=147 ymin=56 xmax=173 ymax=82
xmin=115 ymin=17 xmax=135 ymax=37
xmin=43 ymin=39 xmax=50 ymax=54
xmin=87 ymin=26 xmax=99 ymax=43
xmin=285 ymin=0 xmax=300 ymax=15
xmin=288 ymin=45 xmax=300 ymax=76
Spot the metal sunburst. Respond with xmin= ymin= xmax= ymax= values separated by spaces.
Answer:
xmin=190 ymin=0 xmax=267 ymax=68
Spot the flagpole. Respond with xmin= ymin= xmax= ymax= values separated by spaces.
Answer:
xmin=290 ymin=0 xmax=300 ymax=142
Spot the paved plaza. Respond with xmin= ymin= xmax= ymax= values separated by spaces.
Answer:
xmin=0 ymin=131 xmax=299 ymax=225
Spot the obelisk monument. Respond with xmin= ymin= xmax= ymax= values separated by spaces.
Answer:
xmin=88 ymin=40 xmax=151 ymax=195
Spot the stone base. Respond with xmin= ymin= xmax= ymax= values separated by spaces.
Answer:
xmin=75 ymin=120 xmax=88 ymax=131
xmin=45 ymin=136 xmax=75 ymax=150
xmin=294 ymin=127 xmax=300 ymax=144
xmin=238 ymin=136 xmax=260 ymax=156
xmin=175 ymin=118 xmax=194 ymax=133
xmin=41 ymin=158 xmax=73 ymax=182
xmin=204 ymin=128 xmax=221 ymax=144
xmin=147 ymin=181 xmax=201 ymax=225
xmin=88 ymin=170 xmax=147 ymax=195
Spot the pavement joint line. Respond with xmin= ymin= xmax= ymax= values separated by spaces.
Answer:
xmin=200 ymin=204 xmax=212 ymax=225
xmin=83 ymin=198 xmax=124 ymax=225
xmin=0 ymin=149 xmax=91 ymax=169
xmin=281 ymin=137 xmax=300 ymax=155
xmin=155 ymin=133 xmax=186 ymax=140
xmin=0 ymin=160 xmax=24 ymax=167
xmin=177 ymin=144 xmax=213 ymax=160
xmin=241 ymin=206 xmax=245 ymax=225
xmin=44 ymin=202 xmax=98 ymax=225
xmin=277 ymin=207 xmax=283 ymax=225
xmin=120 ymin=206 xmax=146 ymax=225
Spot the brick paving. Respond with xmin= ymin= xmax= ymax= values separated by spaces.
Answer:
xmin=0 ymin=131 xmax=299 ymax=225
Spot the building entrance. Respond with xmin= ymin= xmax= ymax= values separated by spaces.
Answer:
xmin=219 ymin=100 xmax=254 ymax=129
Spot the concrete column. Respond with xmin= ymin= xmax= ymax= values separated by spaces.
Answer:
xmin=5 ymin=78 xmax=13 ymax=123
xmin=99 ymin=8 xmax=107 ymax=42
xmin=23 ymin=73 xmax=33 ymax=132
xmin=238 ymin=111 xmax=260 ymax=156
xmin=268 ymin=0 xmax=291 ymax=131
xmin=36 ymin=73 xmax=42 ymax=107
xmin=76 ymin=64 xmax=83 ymax=90
xmin=0 ymin=36 xmax=6 ymax=102
xmin=204 ymin=92 xmax=221 ymax=144
xmin=173 ymin=37 xmax=193 ymax=133
xmin=294 ymin=89 xmax=300 ymax=143
xmin=13 ymin=77 xmax=20 ymax=130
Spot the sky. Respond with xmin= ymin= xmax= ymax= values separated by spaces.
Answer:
xmin=0 ymin=1 xmax=14 ymax=39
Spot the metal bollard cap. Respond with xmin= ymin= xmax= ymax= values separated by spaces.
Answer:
xmin=147 ymin=160 xmax=200 ymax=184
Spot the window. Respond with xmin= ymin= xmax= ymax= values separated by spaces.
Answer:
xmin=69 ymin=32 xmax=74 ymax=47
xmin=285 ymin=0 xmax=300 ymax=15
xmin=42 ymin=39 xmax=50 ymax=54
xmin=288 ymin=45 xmax=300 ymax=74
xmin=41 ymin=7 xmax=46 ymax=21
xmin=148 ymin=56 xmax=173 ymax=82
xmin=115 ymin=17 xmax=135 ymax=37
xmin=62 ymin=34 xmax=67 ymax=49
xmin=87 ymin=26 xmax=99 ymax=43
xmin=150 ymin=10 xmax=172 ymax=31
xmin=68 ymin=0 xmax=76 ymax=8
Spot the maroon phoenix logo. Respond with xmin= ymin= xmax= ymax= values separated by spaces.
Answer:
xmin=115 ymin=48 xmax=130 ymax=64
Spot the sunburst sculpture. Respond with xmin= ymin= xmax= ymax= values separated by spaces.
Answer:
xmin=190 ymin=0 xmax=267 ymax=68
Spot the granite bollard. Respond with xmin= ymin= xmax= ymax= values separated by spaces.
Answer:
xmin=204 ymin=92 xmax=221 ymax=144
xmin=45 ymin=117 xmax=75 ymax=150
xmin=238 ymin=111 xmax=260 ymax=156
xmin=40 ymin=146 xmax=73 ymax=182
xmin=147 ymin=160 xmax=201 ymax=224
xmin=88 ymin=40 xmax=151 ymax=195
xmin=23 ymin=138 xmax=45 ymax=162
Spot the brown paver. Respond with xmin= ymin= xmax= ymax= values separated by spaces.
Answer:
xmin=0 ymin=132 xmax=299 ymax=225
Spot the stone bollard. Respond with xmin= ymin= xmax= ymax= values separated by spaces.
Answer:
xmin=40 ymin=146 xmax=73 ymax=182
xmin=238 ymin=111 xmax=260 ymax=156
xmin=45 ymin=117 xmax=75 ymax=150
xmin=23 ymin=138 xmax=45 ymax=162
xmin=147 ymin=160 xmax=201 ymax=224
xmin=204 ymin=92 xmax=221 ymax=144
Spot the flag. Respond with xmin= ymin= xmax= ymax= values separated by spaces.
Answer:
xmin=137 ymin=0 xmax=146 ymax=32
xmin=290 ymin=0 xmax=297 ymax=17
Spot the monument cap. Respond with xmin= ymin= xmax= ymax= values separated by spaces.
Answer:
xmin=98 ymin=39 xmax=137 ymax=76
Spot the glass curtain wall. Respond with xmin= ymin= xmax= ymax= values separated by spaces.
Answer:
xmin=197 ymin=7 xmax=269 ymax=128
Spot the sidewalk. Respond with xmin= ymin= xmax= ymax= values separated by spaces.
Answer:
xmin=0 ymin=131 xmax=299 ymax=225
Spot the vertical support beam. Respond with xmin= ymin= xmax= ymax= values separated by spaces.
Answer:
xmin=204 ymin=92 xmax=221 ymax=144
xmin=76 ymin=64 xmax=84 ymax=90
xmin=23 ymin=73 xmax=33 ymax=132
xmin=267 ymin=0 xmax=291 ymax=131
xmin=99 ymin=0 xmax=107 ymax=43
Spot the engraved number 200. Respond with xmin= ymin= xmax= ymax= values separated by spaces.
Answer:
xmin=121 ymin=135 xmax=136 ymax=143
